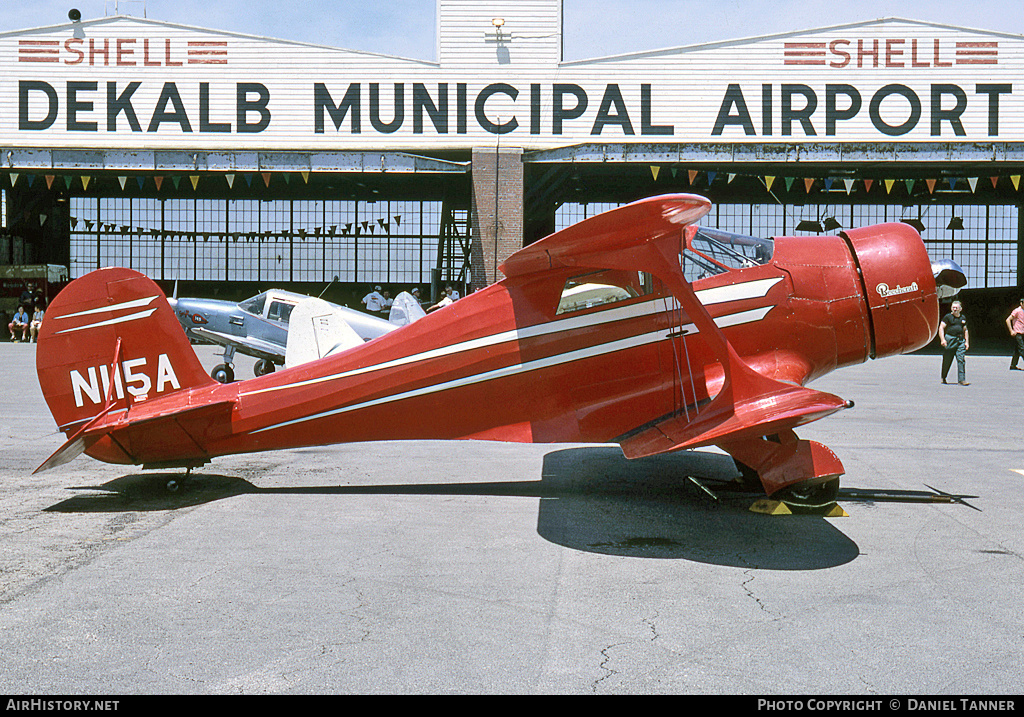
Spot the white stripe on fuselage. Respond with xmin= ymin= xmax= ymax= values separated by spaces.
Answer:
xmin=241 ymin=277 xmax=783 ymax=401
xmin=246 ymin=300 xmax=776 ymax=436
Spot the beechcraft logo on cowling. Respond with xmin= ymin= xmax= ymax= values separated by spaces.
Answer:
xmin=876 ymin=281 xmax=919 ymax=298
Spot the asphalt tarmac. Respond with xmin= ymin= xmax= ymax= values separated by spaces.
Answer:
xmin=1 ymin=341 xmax=1021 ymax=695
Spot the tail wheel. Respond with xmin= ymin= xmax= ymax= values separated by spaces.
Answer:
xmin=211 ymin=364 xmax=234 ymax=383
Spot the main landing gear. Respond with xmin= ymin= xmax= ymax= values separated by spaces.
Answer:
xmin=721 ymin=430 xmax=848 ymax=516
xmin=212 ymin=344 xmax=237 ymax=383
xmin=211 ymin=363 xmax=234 ymax=383
xmin=254 ymin=359 xmax=276 ymax=376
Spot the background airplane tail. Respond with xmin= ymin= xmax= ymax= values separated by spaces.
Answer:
xmin=36 ymin=267 xmax=217 ymax=437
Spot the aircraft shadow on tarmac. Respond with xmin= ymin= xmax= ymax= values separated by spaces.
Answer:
xmin=46 ymin=446 xmax=860 ymax=571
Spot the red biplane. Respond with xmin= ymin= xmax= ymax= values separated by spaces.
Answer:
xmin=35 ymin=195 xmax=962 ymax=508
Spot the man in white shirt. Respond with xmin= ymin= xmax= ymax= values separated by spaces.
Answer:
xmin=361 ymin=285 xmax=385 ymax=313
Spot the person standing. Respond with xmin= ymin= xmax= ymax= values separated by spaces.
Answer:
xmin=1006 ymin=298 xmax=1024 ymax=371
xmin=361 ymin=285 xmax=385 ymax=314
xmin=940 ymin=300 xmax=970 ymax=386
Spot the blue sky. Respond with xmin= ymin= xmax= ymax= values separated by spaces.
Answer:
xmin=4 ymin=0 xmax=1023 ymax=61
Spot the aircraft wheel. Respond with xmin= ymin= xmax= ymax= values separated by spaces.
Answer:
xmin=211 ymin=364 xmax=234 ymax=383
xmin=166 ymin=479 xmax=180 ymax=493
xmin=773 ymin=477 xmax=841 ymax=511
xmin=254 ymin=359 xmax=276 ymax=377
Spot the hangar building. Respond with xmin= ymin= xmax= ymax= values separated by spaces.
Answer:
xmin=1 ymin=0 xmax=1022 ymax=339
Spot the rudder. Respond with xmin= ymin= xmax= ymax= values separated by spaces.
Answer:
xmin=37 ymin=267 xmax=216 ymax=436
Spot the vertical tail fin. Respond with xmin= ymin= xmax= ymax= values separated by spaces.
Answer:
xmin=36 ymin=267 xmax=216 ymax=437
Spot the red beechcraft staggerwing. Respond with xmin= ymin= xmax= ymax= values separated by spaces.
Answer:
xmin=35 ymin=194 xmax=963 ymax=508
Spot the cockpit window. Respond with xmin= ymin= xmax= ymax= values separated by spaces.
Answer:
xmin=681 ymin=248 xmax=727 ymax=282
xmin=239 ymin=292 xmax=267 ymax=316
xmin=267 ymin=300 xmax=295 ymax=323
xmin=556 ymin=269 xmax=653 ymax=315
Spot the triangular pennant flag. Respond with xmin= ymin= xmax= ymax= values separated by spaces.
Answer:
xmin=137 ymin=177 xmax=145 ymax=190
xmin=39 ymin=214 xmax=47 ymax=226
xmin=947 ymin=177 xmax=957 ymax=190
xmin=727 ymin=173 xmax=736 ymax=183
xmin=688 ymin=169 xmax=698 ymax=184
xmin=261 ymin=172 xmax=271 ymax=187
xmin=967 ymin=177 xmax=978 ymax=193
xmin=190 ymin=175 xmax=200 ymax=190
xmin=226 ymin=174 xmax=235 ymax=189
xmin=154 ymin=176 xmax=164 ymax=190
xmin=804 ymin=178 xmax=814 ymax=192
xmin=990 ymin=176 xmax=999 ymax=189
xmin=926 ymin=178 xmax=937 ymax=194
xmin=670 ymin=168 xmax=678 ymax=178
xmin=394 ymin=215 xmax=401 ymax=226
xmin=905 ymin=179 xmax=916 ymax=194
xmin=244 ymin=174 xmax=253 ymax=187
xmin=172 ymin=176 xmax=181 ymax=189
xmin=64 ymin=176 xmax=73 ymax=189
xmin=824 ymin=177 xmax=834 ymax=192
xmin=864 ymin=179 xmax=874 ymax=192
xmin=9 ymin=173 xmax=18 ymax=187
xmin=884 ymin=179 xmax=895 ymax=194
xmin=301 ymin=171 xmax=309 ymax=184
xmin=283 ymin=174 xmax=290 ymax=184
xmin=1012 ymin=175 xmax=1021 ymax=190
xmin=650 ymin=166 xmax=660 ymax=181
xmin=45 ymin=175 xmax=55 ymax=189
xmin=81 ymin=176 xmax=91 ymax=190
xmin=706 ymin=171 xmax=717 ymax=185
xmin=118 ymin=176 xmax=127 ymax=190
xmin=70 ymin=217 xmax=78 ymax=229
xmin=843 ymin=179 xmax=854 ymax=194
xmin=764 ymin=176 xmax=775 ymax=191
xmin=784 ymin=177 xmax=795 ymax=191
xmin=27 ymin=175 xmax=35 ymax=187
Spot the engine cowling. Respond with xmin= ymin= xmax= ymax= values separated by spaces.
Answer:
xmin=841 ymin=223 xmax=939 ymax=359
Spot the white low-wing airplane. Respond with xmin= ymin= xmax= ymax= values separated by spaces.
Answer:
xmin=168 ymin=288 xmax=397 ymax=382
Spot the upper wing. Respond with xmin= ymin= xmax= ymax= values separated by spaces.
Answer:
xmin=501 ymin=193 xmax=849 ymax=459
xmin=500 ymin=194 xmax=711 ymax=278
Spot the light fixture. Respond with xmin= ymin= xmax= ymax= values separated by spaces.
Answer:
xmin=946 ymin=217 xmax=964 ymax=230
xmin=491 ymin=17 xmax=505 ymax=27
xmin=796 ymin=220 xmax=824 ymax=233
xmin=901 ymin=218 xmax=926 ymax=232
xmin=68 ymin=8 xmax=81 ymax=21
xmin=822 ymin=217 xmax=843 ymax=232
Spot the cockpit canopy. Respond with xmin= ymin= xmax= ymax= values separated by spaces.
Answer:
xmin=681 ymin=226 xmax=775 ymax=281
xmin=238 ymin=290 xmax=303 ymax=324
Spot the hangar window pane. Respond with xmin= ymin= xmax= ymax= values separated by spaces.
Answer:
xmin=227 ymin=200 xmax=260 ymax=282
xmin=323 ymin=201 xmax=357 ymax=283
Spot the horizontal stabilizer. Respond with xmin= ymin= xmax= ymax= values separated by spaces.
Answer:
xmin=35 ymin=399 xmax=236 ymax=472
xmin=34 ymin=434 xmax=88 ymax=474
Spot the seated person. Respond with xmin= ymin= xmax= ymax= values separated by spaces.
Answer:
xmin=30 ymin=305 xmax=45 ymax=343
xmin=9 ymin=305 xmax=30 ymax=342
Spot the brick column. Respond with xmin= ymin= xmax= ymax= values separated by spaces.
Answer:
xmin=471 ymin=146 xmax=523 ymax=288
